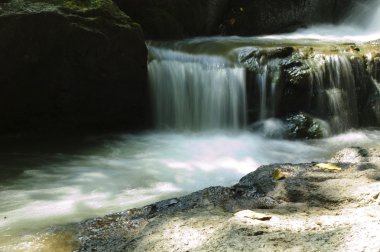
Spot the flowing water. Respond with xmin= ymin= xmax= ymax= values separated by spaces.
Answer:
xmin=1 ymin=130 xmax=380 ymax=250
xmin=1 ymin=0 xmax=380 ymax=250
xmin=149 ymin=47 xmax=246 ymax=130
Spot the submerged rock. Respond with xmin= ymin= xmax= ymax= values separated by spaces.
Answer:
xmin=285 ymin=112 xmax=327 ymax=139
xmin=0 ymin=0 xmax=150 ymax=133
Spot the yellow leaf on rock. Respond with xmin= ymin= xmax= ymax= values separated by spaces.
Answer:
xmin=316 ymin=163 xmax=342 ymax=171
xmin=272 ymin=169 xmax=286 ymax=180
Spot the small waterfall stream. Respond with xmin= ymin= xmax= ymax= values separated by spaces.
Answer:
xmin=308 ymin=55 xmax=359 ymax=133
xmin=148 ymin=41 xmax=380 ymax=134
xmin=148 ymin=47 xmax=246 ymax=130
xmin=255 ymin=59 xmax=281 ymax=120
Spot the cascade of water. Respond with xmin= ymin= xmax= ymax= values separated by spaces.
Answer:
xmin=235 ymin=47 xmax=282 ymax=122
xmin=258 ymin=65 xmax=268 ymax=120
xmin=371 ymin=78 xmax=380 ymax=123
xmin=148 ymin=33 xmax=379 ymax=133
xmin=373 ymin=78 xmax=380 ymax=93
xmin=308 ymin=55 xmax=359 ymax=133
xmin=256 ymin=60 xmax=281 ymax=120
xmin=148 ymin=47 xmax=246 ymax=130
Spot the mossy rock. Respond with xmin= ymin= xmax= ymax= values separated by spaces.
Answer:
xmin=285 ymin=112 xmax=326 ymax=139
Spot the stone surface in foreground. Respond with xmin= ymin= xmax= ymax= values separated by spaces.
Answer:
xmin=20 ymin=146 xmax=379 ymax=252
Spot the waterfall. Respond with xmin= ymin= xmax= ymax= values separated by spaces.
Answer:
xmin=257 ymin=60 xmax=281 ymax=120
xmin=258 ymin=65 xmax=269 ymax=120
xmin=148 ymin=34 xmax=380 ymax=134
xmin=148 ymin=46 xmax=246 ymax=130
xmin=372 ymin=78 xmax=380 ymax=123
xmin=308 ymin=55 xmax=359 ymax=133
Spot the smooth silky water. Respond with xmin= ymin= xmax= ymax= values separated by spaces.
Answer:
xmin=1 ymin=0 xmax=380 ymax=250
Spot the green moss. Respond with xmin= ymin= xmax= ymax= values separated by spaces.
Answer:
xmin=4 ymin=0 xmax=122 ymax=18
xmin=15 ymin=0 xmax=111 ymax=10
xmin=2 ymin=0 xmax=142 ymax=30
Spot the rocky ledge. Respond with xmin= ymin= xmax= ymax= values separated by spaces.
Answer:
xmin=25 ymin=146 xmax=380 ymax=251
xmin=239 ymin=41 xmax=380 ymax=138
xmin=0 ymin=0 xmax=149 ymax=134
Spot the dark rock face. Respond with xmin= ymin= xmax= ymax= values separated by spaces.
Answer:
xmin=0 ymin=0 xmax=149 ymax=133
xmin=114 ymin=0 xmax=363 ymax=39
xmin=113 ymin=0 xmax=229 ymax=39
xmin=222 ymin=0 xmax=356 ymax=35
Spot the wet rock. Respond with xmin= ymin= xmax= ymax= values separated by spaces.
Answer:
xmin=239 ymin=42 xmax=380 ymax=132
xmin=239 ymin=47 xmax=294 ymax=65
xmin=284 ymin=113 xmax=327 ymax=139
xmin=330 ymin=147 xmax=369 ymax=163
xmin=0 ymin=0 xmax=150 ymax=133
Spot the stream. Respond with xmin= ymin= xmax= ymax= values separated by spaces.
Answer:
xmin=1 ymin=0 xmax=380 ymax=250
xmin=1 ymin=130 xmax=380 ymax=249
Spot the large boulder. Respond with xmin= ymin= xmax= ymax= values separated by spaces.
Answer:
xmin=0 ymin=0 xmax=149 ymax=133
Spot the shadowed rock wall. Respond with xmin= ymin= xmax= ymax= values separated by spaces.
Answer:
xmin=0 ymin=0 xmax=150 ymax=133
xmin=114 ymin=0 xmax=366 ymax=39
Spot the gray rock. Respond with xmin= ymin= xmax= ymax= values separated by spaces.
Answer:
xmin=284 ymin=112 xmax=327 ymax=139
xmin=330 ymin=147 xmax=369 ymax=163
